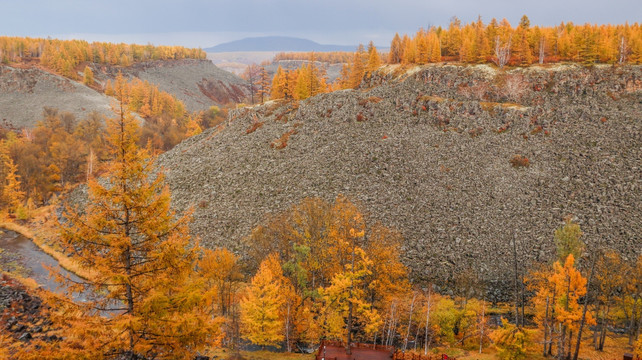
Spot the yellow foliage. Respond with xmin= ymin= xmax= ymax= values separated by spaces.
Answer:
xmin=50 ymin=102 xmax=218 ymax=358
xmin=241 ymin=255 xmax=287 ymax=347
xmin=490 ymin=318 xmax=531 ymax=360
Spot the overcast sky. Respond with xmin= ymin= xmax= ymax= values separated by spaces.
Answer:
xmin=1 ymin=0 xmax=640 ymax=48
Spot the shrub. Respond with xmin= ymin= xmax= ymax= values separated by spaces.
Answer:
xmin=510 ymin=155 xmax=530 ymax=168
xmin=469 ymin=127 xmax=484 ymax=138
xmin=358 ymin=96 xmax=383 ymax=106
xmin=270 ymin=129 xmax=297 ymax=149
xmin=246 ymin=121 xmax=264 ymax=134
xmin=15 ymin=205 xmax=29 ymax=221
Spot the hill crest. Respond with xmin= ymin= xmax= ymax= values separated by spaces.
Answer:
xmin=205 ymin=36 xmax=357 ymax=52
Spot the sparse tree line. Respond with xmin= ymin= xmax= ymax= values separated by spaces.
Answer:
xmin=0 ymin=36 xmax=206 ymax=78
xmin=261 ymin=17 xmax=642 ymax=104
xmin=272 ymin=52 xmax=355 ymax=64
xmin=243 ymin=43 xmax=383 ymax=103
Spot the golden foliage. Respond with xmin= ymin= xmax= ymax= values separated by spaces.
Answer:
xmin=50 ymin=102 xmax=219 ymax=358
xmin=0 ymin=36 xmax=206 ymax=78
xmin=386 ymin=18 xmax=642 ymax=66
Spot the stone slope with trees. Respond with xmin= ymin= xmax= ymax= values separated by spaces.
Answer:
xmin=92 ymin=59 xmax=250 ymax=111
xmin=0 ymin=59 xmax=250 ymax=129
xmin=154 ymin=63 xmax=641 ymax=298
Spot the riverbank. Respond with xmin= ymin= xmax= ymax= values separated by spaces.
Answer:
xmin=0 ymin=207 xmax=94 ymax=281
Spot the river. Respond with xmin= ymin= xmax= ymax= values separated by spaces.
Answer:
xmin=0 ymin=229 xmax=88 ymax=302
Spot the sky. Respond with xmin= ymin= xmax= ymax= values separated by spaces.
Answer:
xmin=1 ymin=0 xmax=640 ymax=49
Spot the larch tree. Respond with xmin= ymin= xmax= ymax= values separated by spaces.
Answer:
xmin=240 ymin=254 xmax=286 ymax=348
xmin=365 ymin=41 xmax=382 ymax=78
xmin=270 ymin=66 xmax=286 ymax=100
xmin=2 ymin=154 xmax=25 ymax=216
xmin=389 ymin=33 xmax=403 ymax=64
xmin=348 ymin=45 xmax=366 ymax=89
xmin=83 ymin=65 xmax=94 ymax=86
xmin=241 ymin=64 xmax=261 ymax=104
xmin=55 ymin=97 xmax=217 ymax=359
xmin=257 ymin=66 xmax=271 ymax=104
xmin=549 ymin=254 xmax=592 ymax=360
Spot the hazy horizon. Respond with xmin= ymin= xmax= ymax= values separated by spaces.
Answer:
xmin=1 ymin=0 xmax=640 ymax=49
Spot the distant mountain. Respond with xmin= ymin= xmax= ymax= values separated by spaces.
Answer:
xmin=205 ymin=36 xmax=357 ymax=53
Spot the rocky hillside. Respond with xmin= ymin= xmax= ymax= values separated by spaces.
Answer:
xmin=0 ymin=60 xmax=250 ymax=129
xmin=127 ymin=64 xmax=642 ymax=296
xmin=0 ymin=65 xmax=113 ymax=128
xmin=92 ymin=59 xmax=250 ymax=111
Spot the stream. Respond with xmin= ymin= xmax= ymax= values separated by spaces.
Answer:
xmin=0 ymin=229 xmax=89 ymax=302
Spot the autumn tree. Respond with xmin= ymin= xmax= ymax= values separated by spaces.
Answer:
xmin=55 ymin=98 xmax=217 ymax=359
xmin=257 ymin=66 xmax=271 ymax=104
xmin=2 ymin=152 xmax=25 ymax=216
xmin=348 ymin=44 xmax=366 ymax=88
xmin=242 ymin=64 xmax=261 ymax=104
xmin=365 ymin=41 xmax=382 ymax=78
xmin=491 ymin=318 xmax=531 ymax=360
xmin=83 ymin=65 xmax=94 ymax=86
xmin=592 ymin=251 xmax=624 ymax=350
xmin=389 ymin=33 xmax=403 ymax=64
xmin=270 ymin=66 xmax=286 ymax=100
xmin=240 ymin=254 xmax=287 ymax=348
xmin=549 ymin=254 xmax=592 ymax=360
xmin=555 ymin=217 xmax=584 ymax=262
xmin=199 ymin=248 xmax=242 ymax=317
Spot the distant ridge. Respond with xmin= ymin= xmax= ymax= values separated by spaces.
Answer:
xmin=205 ymin=36 xmax=357 ymax=53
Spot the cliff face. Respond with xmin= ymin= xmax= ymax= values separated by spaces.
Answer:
xmin=138 ymin=64 xmax=640 ymax=298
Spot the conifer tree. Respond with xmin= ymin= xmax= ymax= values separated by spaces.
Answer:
xmin=56 ymin=97 xmax=217 ymax=359
xmin=389 ymin=33 xmax=403 ymax=64
xmin=240 ymin=255 xmax=286 ymax=348
xmin=83 ymin=65 xmax=94 ymax=86
xmin=270 ymin=66 xmax=286 ymax=100
xmin=257 ymin=66 xmax=271 ymax=104
xmin=1 ymin=146 xmax=25 ymax=216
xmin=365 ymin=41 xmax=382 ymax=77
xmin=349 ymin=44 xmax=366 ymax=89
